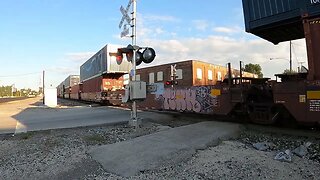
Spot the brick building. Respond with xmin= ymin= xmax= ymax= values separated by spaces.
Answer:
xmin=136 ymin=60 xmax=257 ymax=87
xmin=136 ymin=60 xmax=257 ymax=112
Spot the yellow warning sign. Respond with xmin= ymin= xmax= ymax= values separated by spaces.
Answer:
xmin=307 ymin=91 xmax=320 ymax=99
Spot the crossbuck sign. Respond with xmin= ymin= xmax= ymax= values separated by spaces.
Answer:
xmin=119 ymin=0 xmax=132 ymax=37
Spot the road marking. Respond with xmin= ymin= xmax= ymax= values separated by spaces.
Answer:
xmin=15 ymin=121 xmax=27 ymax=134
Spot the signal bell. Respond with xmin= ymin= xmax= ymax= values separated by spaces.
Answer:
xmin=142 ymin=48 xmax=156 ymax=64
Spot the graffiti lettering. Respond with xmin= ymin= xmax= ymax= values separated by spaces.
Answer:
xmin=157 ymin=86 xmax=219 ymax=113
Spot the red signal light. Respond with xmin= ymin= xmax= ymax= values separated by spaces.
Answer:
xmin=165 ymin=80 xmax=178 ymax=86
xmin=116 ymin=49 xmax=123 ymax=65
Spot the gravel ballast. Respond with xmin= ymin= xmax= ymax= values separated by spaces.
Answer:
xmin=1 ymin=122 xmax=319 ymax=180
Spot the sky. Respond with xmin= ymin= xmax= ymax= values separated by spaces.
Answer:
xmin=0 ymin=0 xmax=308 ymax=90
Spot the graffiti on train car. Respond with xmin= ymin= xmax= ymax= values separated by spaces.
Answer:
xmin=156 ymin=86 xmax=219 ymax=113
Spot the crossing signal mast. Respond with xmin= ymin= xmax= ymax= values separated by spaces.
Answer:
xmin=118 ymin=0 xmax=156 ymax=127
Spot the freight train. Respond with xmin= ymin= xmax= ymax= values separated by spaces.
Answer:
xmin=58 ymin=0 xmax=320 ymax=127
xmin=57 ymin=44 xmax=130 ymax=105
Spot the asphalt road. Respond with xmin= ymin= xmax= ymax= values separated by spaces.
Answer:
xmin=0 ymin=97 xmax=172 ymax=135
xmin=0 ymin=97 xmax=28 ymax=104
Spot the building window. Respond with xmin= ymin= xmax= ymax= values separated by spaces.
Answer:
xmin=136 ymin=74 xmax=141 ymax=81
xmin=157 ymin=71 xmax=163 ymax=81
xmin=217 ymin=71 xmax=222 ymax=81
xmin=196 ymin=68 xmax=202 ymax=80
xmin=176 ymin=69 xmax=183 ymax=79
xmin=208 ymin=70 xmax=213 ymax=81
xmin=149 ymin=72 xmax=154 ymax=84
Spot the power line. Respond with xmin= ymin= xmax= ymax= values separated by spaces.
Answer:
xmin=0 ymin=72 xmax=41 ymax=78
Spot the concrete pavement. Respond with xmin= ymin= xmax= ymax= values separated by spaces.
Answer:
xmin=0 ymin=97 xmax=40 ymax=134
xmin=0 ymin=97 xmax=176 ymax=135
xmin=89 ymin=121 xmax=242 ymax=177
xmin=12 ymin=106 xmax=132 ymax=133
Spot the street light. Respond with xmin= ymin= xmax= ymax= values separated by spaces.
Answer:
xmin=269 ymin=57 xmax=292 ymax=72
xmin=270 ymin=40 xmax=293 ymax=72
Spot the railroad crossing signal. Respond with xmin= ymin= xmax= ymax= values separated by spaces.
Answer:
xmin=119 ymin=0 xmax=132 ymax=29
xmin=115 ymin=45 xmax=156 ymax=66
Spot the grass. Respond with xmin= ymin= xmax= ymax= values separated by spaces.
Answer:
xmin=18 ymin=132 xmax=35 ymax=140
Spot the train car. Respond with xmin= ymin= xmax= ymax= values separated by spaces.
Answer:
xmin=240 ymin=0 xmax=320 ymax=126
xmin=56 ymin=82 xmax=64 ymax=98
xmin=81 ymin=74 xmax=126 ymax=105
xmin=70 ymin=84 xmax=82 ymax=100
xmin=79 ymin=44 xmax=131 ymax=104
xmin=63 ymin=75 xmax=80 ymax=99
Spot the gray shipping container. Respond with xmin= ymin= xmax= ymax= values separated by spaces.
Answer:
xmin=242 ymin=0 xmax=320 ymax=44
xmin=64 ymin=75 xmax=80 ymax=88
xmin=80 ymin=44 xmax=132 ymax=82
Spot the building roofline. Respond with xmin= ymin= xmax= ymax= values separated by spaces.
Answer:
xmin=137 ymin=59 xmax=229 ymax=70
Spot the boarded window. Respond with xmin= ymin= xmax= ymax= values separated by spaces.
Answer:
xmin=136 ymin=74 xmax=141 ymax=81
xmin=197 ymin=68 xmax=202 ymax=80
xmin=176 ymin=69 xmax=183 ymax=79
xmin=149 ymin=72 xmax=155 ymax=84
xmin=157 ymin=71 xmax=163 ymax=81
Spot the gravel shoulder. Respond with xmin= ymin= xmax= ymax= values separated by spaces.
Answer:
xmin=1 ymin=121 xmax=319 ymax=180
xmin=0 ymin=122 xmax=159 ymax=180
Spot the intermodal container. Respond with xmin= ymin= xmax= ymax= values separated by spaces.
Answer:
xmin=242 ymin=0 xmax=320 ymax=44
xmin=80 ymin=44 xmax=132 ymax=82
xmin=70 ymin=84 xmax=81 ymax=100
xmin=64 ymin=75 xmax=80 ymax=88
xmin=81 ymin=74 xmax=125 ymax=103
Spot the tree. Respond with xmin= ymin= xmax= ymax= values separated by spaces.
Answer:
xmin=283 ymin=69 xmax=297 ymax=74
xmin=243 ymin=63 xmax=263 ymax=78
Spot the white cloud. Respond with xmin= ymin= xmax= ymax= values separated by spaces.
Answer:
xmin=213 ymin=26 xmax=241 ymax=34
xmin=140 ymin=36 xmax=307 ymax=79
xmin=115 ymin=12 xmax=307 ymax=79
xmin=192 ymin=20 xmax=209 ymax=31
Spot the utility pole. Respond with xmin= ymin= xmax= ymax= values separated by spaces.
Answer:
xmin=130 ymin=0 xmax=139 ymax=128
xmin=43 ymin=70 xmax=45 ymax=104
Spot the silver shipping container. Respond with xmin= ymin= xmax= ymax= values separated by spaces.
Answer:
xmin=80 ymin=44 xmax=132 ymax=82
xmin=64 ymin=75 xmax=80 ymax=88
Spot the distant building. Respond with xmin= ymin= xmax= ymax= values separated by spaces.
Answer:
xmin=136 ymin=60 xmax=257 ymax=87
